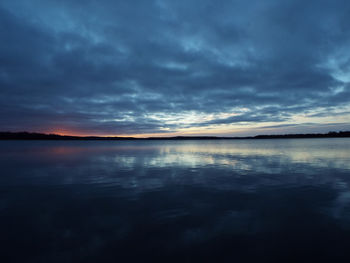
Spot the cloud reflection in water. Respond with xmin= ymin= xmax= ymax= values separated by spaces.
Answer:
xmin=1 ymin=139 xmax=350 ymax=262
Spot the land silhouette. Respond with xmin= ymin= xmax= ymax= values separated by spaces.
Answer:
xmin=0 ymin=131 xmax=349 ymax=140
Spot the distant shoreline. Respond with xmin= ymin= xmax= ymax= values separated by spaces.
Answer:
xmin=0 ymin=131 xmax=349 ymax=140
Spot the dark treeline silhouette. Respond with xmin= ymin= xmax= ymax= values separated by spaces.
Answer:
xmin=0 ymin=131 xmax=350 ymax=140
xmin=0 ymin=132 xmax=134 ymax=140
xmin=253 ymin=131 xmax=350 ymax=139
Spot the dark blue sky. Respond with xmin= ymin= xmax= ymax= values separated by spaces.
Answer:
xmin=1 ymin=0 xmax=350 ymax=136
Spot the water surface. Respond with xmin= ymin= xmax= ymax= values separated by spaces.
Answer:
xmin=1 ymin=139 xmax=350 ymax=262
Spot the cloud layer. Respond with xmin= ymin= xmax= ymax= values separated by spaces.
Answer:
xmin=1 ymin=0 xmax=350 ymax=135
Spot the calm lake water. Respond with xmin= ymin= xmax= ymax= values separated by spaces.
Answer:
xmin=1 ymin=138 xmax=350 ymax=262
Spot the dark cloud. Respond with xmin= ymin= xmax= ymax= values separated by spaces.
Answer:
xmin=0 ymin=0 xmax=350 ymax=135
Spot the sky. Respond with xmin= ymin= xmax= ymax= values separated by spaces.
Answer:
xmin=0 ymin=0 xmax=350 ymax=137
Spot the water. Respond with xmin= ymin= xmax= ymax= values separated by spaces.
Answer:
xmin=1 ymin=138 xmax=350 ymax=262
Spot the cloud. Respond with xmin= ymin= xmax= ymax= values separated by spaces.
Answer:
xmin=0 ymin=0 xmax=350 ymax=135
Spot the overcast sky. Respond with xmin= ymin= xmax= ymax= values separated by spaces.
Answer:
xmin=1 ymin=0 xmax=350 ymax=136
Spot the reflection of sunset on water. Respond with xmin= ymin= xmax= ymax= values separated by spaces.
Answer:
xmin=6 ymin=139 xmax=349 ymax=171
xmin=1 ymin=138 xmax=350 ymax=262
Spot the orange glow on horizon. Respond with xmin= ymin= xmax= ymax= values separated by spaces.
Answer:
xmin=41 ymin=128 xmax=251 ymax=138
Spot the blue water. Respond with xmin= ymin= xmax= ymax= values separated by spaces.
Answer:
xmin=1 ymin=139 xmax=350 ymax=262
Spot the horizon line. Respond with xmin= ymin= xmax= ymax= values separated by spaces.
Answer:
xmin=1 ymin=130 xmax=350 ymax=140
